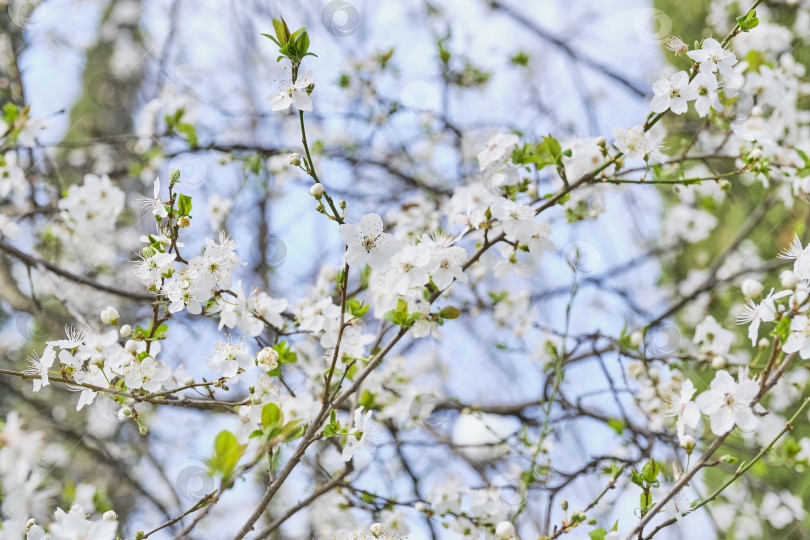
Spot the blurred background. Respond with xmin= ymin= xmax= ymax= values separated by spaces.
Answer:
xmin=1 ymin=0 xmax=809 ymax=538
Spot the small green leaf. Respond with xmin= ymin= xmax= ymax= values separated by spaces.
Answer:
xmin=607 ymin=418 xmax=625 ymax=435
xmin=272 ymin=17 xmax=291 ymax=45
xmin=347 ymin=299 xmax=370 ymax=318
xmin=177 ymin=194 xmax=192 ymax=217
xmin=641 ymin=458 xmax=660 ymax=484
xmin=177 ymin=123 xmax=198 ymax=147
xmin=588 ymin=529 xmax=606 ymax=540
xmin=640 ymin=491 xmax=652 ymax=515
xmin=261 ymin=403 xmax=284 ymax=429
xmin=211 ymin=430 xmax=245 ymax=479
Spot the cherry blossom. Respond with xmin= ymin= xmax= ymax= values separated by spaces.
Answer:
xmin=340 ymin=213 xmax=401 ymax=272
xmin=271 ymin=71 xmax=314 ymax=112
xmin=695 ymin=369 xmax=759 ymax=435
xmin=650 ymin=70 xmax=691 ymax=114
xmin=687 ymin=37 xmax=738 ymax=77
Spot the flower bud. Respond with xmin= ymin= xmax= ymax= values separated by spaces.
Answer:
xmin=711 ymin=355 xmax=726 ymax=369
xmin=741 ymin=278 xmax=763 ymax=298
xmin=679 ymin=434 xmax=696 ymax=454
xmin=781 ymin=270 xmax=799 ymax=289
xmin=370 ymin=523 xmax=384 ymax=537
xmin=750 ymin=148 xmax=763 ymax=160
xmin=496 ymin=521 xmax=516 ymax=539
xmin=124 ymin=340 xmax=138 ymax=354
xmin=309 ymin=183 xmax=325 ymax=198
xmin=184 ymin=377 xmax=195 ymax=386
xmin=118 ymin=407 xmax=132 ymax=421
xmin=415 ymin=502 xmax=427 ymax=512
xmin=288 ymin=152 xmax=301 ymax=166
xmin=758 ymin=338 xmax=770 ymax=348
xmin=100 ymin=306 xmax=119 ymax=325
xmin=596 ymin=136 xmax=606 ymax=147
xmin=103 ymin=511 xmax=118 ymax=521
xmin=630 ymin=331 xmax=644 ymax=347
xmin=119 ymin=324 xmax=132 ymax=338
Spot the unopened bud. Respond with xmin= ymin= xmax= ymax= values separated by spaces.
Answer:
xmin=711 ymin=355 xmax=726 ymax=369
xmin=630 ymin=331 xmax=644 ymax=347
xmin=680 ymin=434 xmax=696 ymax=454
xmin=100 ymin=306 xmax=119 ymax=325
xmin=103 ymin=511 xmax=118 ymax=521
xmin=119 ymin=324 xmax=132 ymax=338
xmin=309 ymin=183 xmax=325 ymax=198
xmin=781 ymin=270 xmax=799 ymax=289
xmin=288 ymin=152 xmax=301 ymax=166
xmin=118 ymin=407 xmax=132 ymax=421
xmin=741 ymin=278 xmax=763 ymax=298
xmin=496 ymin=521 xmax=516 ymax=539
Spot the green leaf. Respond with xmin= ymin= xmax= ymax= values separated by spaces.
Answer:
xmin=177 ymin=123 xmax=198 ymax=147
xmin=736 ymin=9 xmax=759 ymax=31
xmin=347 ymin=299 xmax=370 ymax=318
xmin=281 ymin=420 xmax=304 ymax=441
xmin=272 ymin=17 xmax=291 ymax=45
xmin=294 ymin=29 xmax=310 ymax=56
xmin=273 ymin=341 xmax=298 ymax=364
xmin=607 ymin=418 xmax=625 ymax=435
xmin=588 ymin=529 xmax=607 ymax=540
xmin=383 ymin=298 xmax=411 ymax=326
xmin=261 ymin=403 xmax=284 ymax=429
xmin=211 ymin=430 xmax=245 ymax=479
xmin=177 ymin=194 xmax=192 ymax=217
xmin=261 ymin=33 xmax=282 ymax=47
xmin=641 ymin=458 xmax=660 ymax=484
xmin=640 ymin=491 xmax=652 ymax=515
xmin=772 ymin=316 xmax=791 ymax=341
